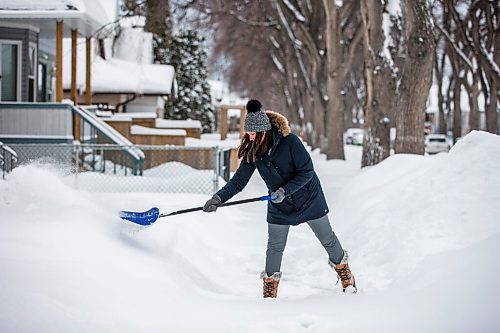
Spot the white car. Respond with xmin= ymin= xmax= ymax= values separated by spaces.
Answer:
xmin=425 ymin=134 xmax=450 ymax=154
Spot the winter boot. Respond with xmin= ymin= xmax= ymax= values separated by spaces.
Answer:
xmin=260 ymin=271 xmax=281 ymax=298
xmin=329 ymin=251 xmax=357 ymax=293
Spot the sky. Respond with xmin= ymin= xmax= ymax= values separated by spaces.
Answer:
xmin=1 ymin=130 xmax=499 ymax=332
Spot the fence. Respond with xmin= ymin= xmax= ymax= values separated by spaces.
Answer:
xmin=0 ymin=141 xmax=18 ymax=180
xmin=2 ymin=144 xmax=233 ymax=195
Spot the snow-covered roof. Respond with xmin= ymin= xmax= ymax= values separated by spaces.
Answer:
xmin=131 ymin=125 xmax=186 ymax=137
xmin=111 ymin=112 xmax=157 ymax=119
xmin=62 ymin=43 xmax=176 ymax=95
xmin=0 ymin=0 xmax=115 ymax=38
xmin=156 ymin=119 xmax=202 ymax=129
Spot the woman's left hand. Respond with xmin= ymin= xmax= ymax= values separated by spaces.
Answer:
xmin=271 ymin=187 xmax=285 ymax=203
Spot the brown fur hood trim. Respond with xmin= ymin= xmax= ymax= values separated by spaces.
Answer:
xmin=265 ymin=111 xmax=291 ymax=137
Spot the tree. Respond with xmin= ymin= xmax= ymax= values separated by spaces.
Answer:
xmin=144 ymin=0 xmax=174 ymax=64
xmin=359 ymin=0 xmax=395 ymax=166
xmin=359 ymin=0 xmax=435 ymax=164
xmin=432 ymin=0 xmax=499 ymax=141
xmin=178 ymin=0 xmax=363 ymax=160
xmin=164 ymin=30 xmax=215 ymax=133
xmin=394 ymin=0 xmax=436 ymax=154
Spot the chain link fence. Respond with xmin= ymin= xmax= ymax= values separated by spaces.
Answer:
xmin=3 ymin=144 xmax=233 ymax=195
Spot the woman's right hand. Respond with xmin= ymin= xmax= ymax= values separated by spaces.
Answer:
xmin=203 ymin=195 xmax=222 ymax=212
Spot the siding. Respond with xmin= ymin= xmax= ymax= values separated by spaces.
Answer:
xmin=0 ymin=103 xmax=72 ymax=139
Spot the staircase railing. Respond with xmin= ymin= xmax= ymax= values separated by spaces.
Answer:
xmin=71 ymin=105 xmax=145 ymax=175
xmin=0 ymin=141 xmax=18 ymax=180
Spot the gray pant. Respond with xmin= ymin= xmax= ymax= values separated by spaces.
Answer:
xmin=265 ymin=214 xmax=344 ymax=275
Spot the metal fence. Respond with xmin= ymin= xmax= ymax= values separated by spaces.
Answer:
xmin=2 ymin=144 xmax=233 ymax=195
xmin=0 ymin=141 xmax=18 ymax=180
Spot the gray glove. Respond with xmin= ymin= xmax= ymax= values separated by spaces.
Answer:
xmin=270 ymin=187 xmax=285 ymax=203
xmin=203 ymin=194 xmax=222 ymax=212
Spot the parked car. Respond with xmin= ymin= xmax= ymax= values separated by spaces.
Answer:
xmin=425 ymin=134 xmax=450 ymax=154
xmin=345 ymin=128 xmax=364 ymax=145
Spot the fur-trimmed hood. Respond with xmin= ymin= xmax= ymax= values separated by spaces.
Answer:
xmin=265 ymin=111 xmax=291 ymax=137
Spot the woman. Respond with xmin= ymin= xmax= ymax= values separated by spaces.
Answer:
xmin=203 ymin=99 xmax=356 ymax=298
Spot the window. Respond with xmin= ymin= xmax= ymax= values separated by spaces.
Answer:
xmin=429 ymin=138 xmax=446 ymax=143
xmin=28 ymin=43 xmax=37 ymax=102
xmin=38 ymin=62 xmax=47 ymax=102
xmin=0 ymin=41 xmax=22 ymax=101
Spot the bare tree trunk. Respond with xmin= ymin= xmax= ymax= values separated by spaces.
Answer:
xmin=467 ymin=74 xmax=480 ymax=131
xmin=311 ymin=89 xmax=325 ymax=149
xmin=452 ymin=78 xmax=462 ymax=142
xmin=395 ymin=0 xmax=435 ymax=154
xmin=485 ymin=76 xmax=498 ymax=134
xmin=360 ymin=0 xmax=392 ymax=167
xmin=434 ymin=48 xmax=447 ymax=134
xmin=323 ymin=1 xmax=345 ymax=160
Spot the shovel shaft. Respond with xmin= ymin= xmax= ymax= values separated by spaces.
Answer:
xmin=161 ymin=195 xmax=273 ymax=217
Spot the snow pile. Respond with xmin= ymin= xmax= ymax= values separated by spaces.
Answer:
xmin=334 ymin=131 xmax=500 ymax=290
xmin=73 ymin=161 xmax=215 ymax=194
xmin=0 ymin=131 xmax=499 ymax=332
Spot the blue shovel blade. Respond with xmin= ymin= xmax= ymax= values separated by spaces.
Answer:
xmin=119 ymin=207 xmax=160 ymax=226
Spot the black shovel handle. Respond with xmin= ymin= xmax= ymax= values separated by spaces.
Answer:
xmin=161 ymin=195 xmax=273 ymax=217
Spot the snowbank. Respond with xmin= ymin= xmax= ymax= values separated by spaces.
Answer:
xmin=0 ymin=131 xmax=499 ymax=332
xmin=333 ymin=131 xmax=500 ymax=290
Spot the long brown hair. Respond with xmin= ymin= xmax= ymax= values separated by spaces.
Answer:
xmin=238 ymin=130 xmax=274 ymax=163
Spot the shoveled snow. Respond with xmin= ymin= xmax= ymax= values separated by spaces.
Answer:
xmin=0 ymin=130 xmax=499 ymax=332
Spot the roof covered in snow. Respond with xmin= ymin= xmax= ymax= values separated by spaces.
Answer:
xmin=111 ymin=112 xmax=157 ymax=120
xmin=62 ymin=41 xmax=176 ymax=95
xmin=156 ymin=119 xmax=202 ymax=129
xmin=131 ymin=125 xmax=186 ymax=137
xmin=0 ymin=0 xmax=115 ymax=38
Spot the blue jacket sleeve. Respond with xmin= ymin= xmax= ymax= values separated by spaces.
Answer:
xmin=215 ymin=159 xmax=256 ymax=203
xmin=282 ymin=135 xmax=315 ymax=196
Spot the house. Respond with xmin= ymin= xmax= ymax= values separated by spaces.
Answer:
xmin=0 ymin=0 xmax=114 ymax=103
xmin=61 ymin=15 xmax=177 ymax=117
xmin=0 ymin=0 xmax=148 ymax=174
xmin=0 ymin=2 xmax=179 ymax=148
xmin=0 ymin=1 xmax=226 ymax=178
xmin=0 ymin=0 xmax=119 ymax=145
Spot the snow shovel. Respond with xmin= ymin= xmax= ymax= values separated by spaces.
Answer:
xmin=119 ymin=195 xmax=273 ymax=226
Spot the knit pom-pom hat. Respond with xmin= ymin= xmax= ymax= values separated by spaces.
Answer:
xmin=244 ymin=99 xmax=272 ymax=132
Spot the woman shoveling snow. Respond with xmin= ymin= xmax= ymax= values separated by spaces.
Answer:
xmin=203 ymin=99 xmax=357 ymax=298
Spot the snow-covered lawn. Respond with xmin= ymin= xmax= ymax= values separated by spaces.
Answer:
xmin=1 ymin=131 xmax=499 ymax=332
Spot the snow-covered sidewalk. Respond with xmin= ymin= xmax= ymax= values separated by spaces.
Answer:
xmin=1 ymin=131 xmax=499 ymax=332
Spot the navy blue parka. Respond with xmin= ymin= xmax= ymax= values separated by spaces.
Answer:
xmin=215 ymin=111 xmax=329 ymax=225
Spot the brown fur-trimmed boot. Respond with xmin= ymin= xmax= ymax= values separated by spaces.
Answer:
xmin=260 ymin=271 xmax=281 ymax=298
xmin=329 ymin=251 xmax=357 ymax=293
